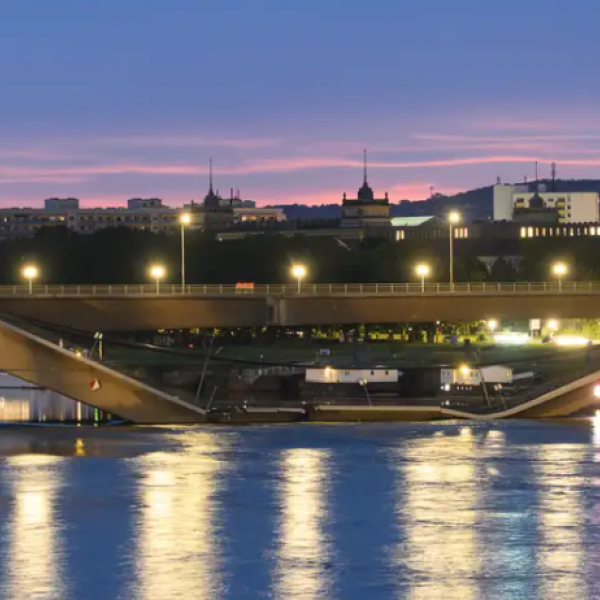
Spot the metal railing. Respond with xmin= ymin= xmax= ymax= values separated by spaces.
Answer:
xmin=3 ymin=281 xmax=600 ymax=297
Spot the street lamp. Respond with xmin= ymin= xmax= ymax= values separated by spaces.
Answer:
xmin=547 ymin=319 xmax=559 ymax=332
xmin=22 ymin=264 xmax=38 ymax=294
xmin=291 ymin=264 xmax=307 ymax=293
xmin=415 ymin=263 xmax=430 ymax=293
xmin=552 ymin=262 xmax=567 ymax=291
xmin=488 ymin=319 xmax=498 ymax=332
xmin=179 ymin=213 xmax=191 ymax=291
xmin=448 ymin=211 xmax=460 ymax=290
xmin=150 ymin=264 xmax=165 ymax=294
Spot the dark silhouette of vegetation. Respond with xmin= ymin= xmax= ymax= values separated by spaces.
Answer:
xmin=3 ymin=226 xmax=600 ymax=285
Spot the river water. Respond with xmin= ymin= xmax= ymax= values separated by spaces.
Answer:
xmin=0 ymin=419 xmax=599 ymax=599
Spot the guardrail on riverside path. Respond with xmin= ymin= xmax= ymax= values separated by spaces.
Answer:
xmin=3 ymin=281 xmax=600 ymax=297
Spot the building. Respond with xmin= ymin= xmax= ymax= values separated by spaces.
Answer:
xmin=0 ymin=192 xmax=284 ymax=240
xmin=493 ymin=183 xmax=599 ymax=224
xmin=391 ymin=216 xmax=462 ymax=241
xmin=233 ymin=206 xmax=285 ymax=223
xmin=440 ymin=365 xmax=513 ymax=395
xmin=341 ymin=152 xmax=391 ymax=227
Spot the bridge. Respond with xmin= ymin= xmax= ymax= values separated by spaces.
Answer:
xmin=1 ymin=280 xmax=600 ymax=425
xmin=1 ymin=281 xmax=600 ymax=330
xmin=441 ymin=365 xmax=600 ymax=419
xmin=0 ymin=318 xmax=206 ymax=424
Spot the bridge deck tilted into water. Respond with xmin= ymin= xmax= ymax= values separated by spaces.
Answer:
xmin=0 ymin=318 xmax=206 ymax=424
xmin=441 ymin=366 xmax=600 ymax=420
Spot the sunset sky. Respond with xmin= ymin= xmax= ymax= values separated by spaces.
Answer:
xmin=1 ymin=0 xmax=599 ymax=207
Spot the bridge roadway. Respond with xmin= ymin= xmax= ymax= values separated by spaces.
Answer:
xmin=1 ymin=282 xmax=600 ymax=330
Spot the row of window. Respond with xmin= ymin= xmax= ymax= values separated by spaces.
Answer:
xmin=515 ymin=197 xmax=568 ymax=204
xmin=519 ymin=226 xmax=600 ymax=238
xmin=395 ymin=227 xmax=469 ymax=241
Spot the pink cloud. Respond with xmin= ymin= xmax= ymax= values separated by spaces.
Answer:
xmin=3 ymin=154 xmax=600 ymax=185
xmin=467 ymin=119 xmax=558 ymax=131
xmin=96 ymin=135 xmax=281 ymax=150
xmin=413 ymin=132 xmax=600 ymax=143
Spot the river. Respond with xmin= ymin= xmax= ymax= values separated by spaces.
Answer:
xmin=0 ymin=419 xmax=599 ymax=599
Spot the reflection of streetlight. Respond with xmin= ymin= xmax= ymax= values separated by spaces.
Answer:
xmin=150 ymin=265 xmax=165 ymax=294
xmin=448 ymin=211 xmax=460 ymax=289
xmin=415 ymin=263 xmax=430 ymax=293
xmin=291 ymin=264 xmax=307 ymax=293
xmin=488 ymin=319 xmax=498 ymax=332
xmin=547 ymin=319 xmax=559 ymax=332
xmin=552 ymin=262 xmax=567 ymax=291
xmin=179 ymin=213 xmax=191 ymax=290
xmin=22 ymin=265 xmax=39 ymax=294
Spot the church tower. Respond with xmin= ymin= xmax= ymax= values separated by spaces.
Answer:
xmin=341 ymin=150 xmax=391 ymax=228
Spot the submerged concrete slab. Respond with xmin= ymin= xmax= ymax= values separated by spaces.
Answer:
xmin=0 ymin=319 xmax=206 ymax=424
xmin=308 ymin=405 xmax=442 ymax=422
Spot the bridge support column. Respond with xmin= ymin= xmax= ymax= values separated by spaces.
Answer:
xmin=266 ymin=295 xmax=284 ymax=327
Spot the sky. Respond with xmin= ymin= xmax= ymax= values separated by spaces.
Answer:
xmin=1 ymin=0 xmax=600 ymax=207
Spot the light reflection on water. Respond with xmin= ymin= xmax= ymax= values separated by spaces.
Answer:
xmin=3 ymin=455 xmax=66 ymax=600
xmin=535 ymin=445 xmax=587 ymax=598
xmin=129 ymin=434 xmax=228 ymax=600
xmin=0 ymin=422 xmax=600 ymax=599
xmin=275 ymin=449 xmax=331 ymax=600
xmin=395 ymin=429 xmax=482 ymax=600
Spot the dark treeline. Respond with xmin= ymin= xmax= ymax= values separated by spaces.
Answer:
xmin=3 ymin=227 xmax=600 ymax=285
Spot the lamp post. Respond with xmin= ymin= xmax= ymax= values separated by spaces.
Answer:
xmin=22 ymin=264 xmax=38 ymax=295
xmin=488 ymin=319 xmax=498 ymax=332
xmin=150 ymin=264 xmax=165 ymax=294
xmin=179 ymin=213 xmax=191 ymax=291
xmin=291 ymin=264 xmax=307 ymax=293
xmin=448 ymin=211 xmax=460 ymax=290
xmin=415 ymin=263 xmax=430 ymax=293
xmin=552 ymin=262 xmax=567 ymax=291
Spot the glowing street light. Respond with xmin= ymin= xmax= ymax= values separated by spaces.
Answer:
xmin=547 ymin=319 xmax=559 ymax=332
xmin=488 ymin=319 xmax=498 ymax=332
xmin=415 ymin=263 xmax=430 ymax=293
xmin=179 ymin=213 xmax=191 ymax=290
xmin=22 ymin=264 xmax=38 ymax=294
xmin=552 ymin=262 xmax=567 ymax=291
xmin=150 ymin=264 xmax=165 ymax=294
xmin=291 ymin=264 xmax=307 ymax=293
xmin=448 ymin=211 xmax=460 ymax=290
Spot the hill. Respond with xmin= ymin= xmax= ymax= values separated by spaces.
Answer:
xmin=273 ymin=179 xmax=600 ymax=222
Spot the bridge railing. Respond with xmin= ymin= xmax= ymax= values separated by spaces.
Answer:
xmin=4 ymin=281 xmax=600 ymax=297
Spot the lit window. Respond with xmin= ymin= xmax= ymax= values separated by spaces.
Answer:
xmin=591 ymin=227 xmax=596 ymax=235
xmin=542 ymin=227 xmax=546 ymax=236
xmin=528 ymin=227 xmax=533 ymax=238
xmin=520 ymin=227 xmax=526 ymax=238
